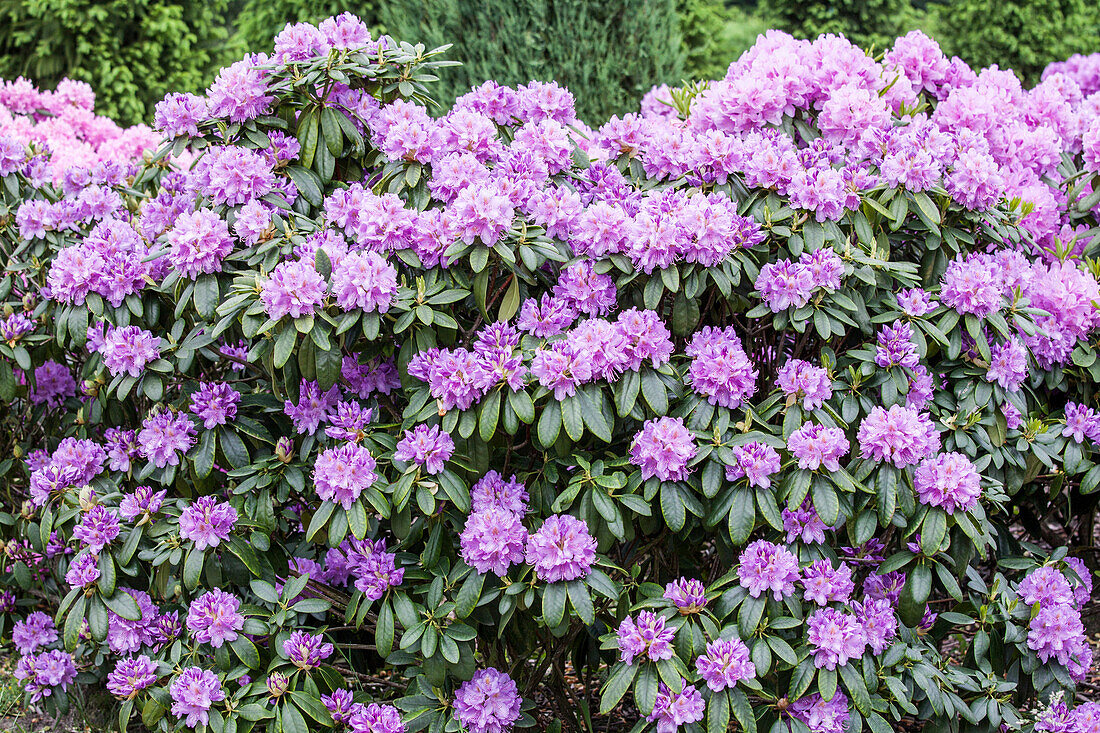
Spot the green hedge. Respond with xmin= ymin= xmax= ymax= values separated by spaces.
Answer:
xmin=0 ymin=0 xmax=230 ymax=126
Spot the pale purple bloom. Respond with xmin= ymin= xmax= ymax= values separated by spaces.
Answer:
xmin=776 ymin=359 xmax=832 ymax=410
xmin=783 ymin=500 xmax=830 ymax=544
xmin=453 ymin=668 xmax=521 ymax=733
xmin=896 ymin=288 xmax=935 ymax=316
xmin=261 ymin=259 xmax=327 ymax=319
xmin=617 ymin=611 xmax=675 ymax=664
xmin=12 ymin=612 xmax=57 ymax=655
xmin=313 ymin=443 xmax=378 ymax=509
xmin=801 ymin=560 xmax=854 ymax=605
xmin=858 ymin=405 xmax=939 ymax=467
xmin=119 ymin=486 xmax=167 ymax=521
xmin=322 ymin=689 xmax=359 ymax=724
xmin=97 ymin=325 xmax=160 ymax=378
xmin=460 ymin=508 xmax=527 ymax=576
xmin=664 ymin=577 xmax=707 ymax=613
xmin=285 ymin=380 xmax=339 ymax=435
xmin=1018 ymin=566 xmax=1075 ymax=608
xmin=525 ymin=514 xmax=597 ymax=582
xmin=170 ymin=667 xmax=225 ymax=728
xmin=757 ymin=259 xmax=813 ymax=311
xmin=332 ymin=250 xmax=397 ymax=312
xmin=1063 ymin=402 xmax=1100 ymax=443
xmin=864 ymin=571 xmax=906 ymax=604
xmin=738 ymin=540 xmax=800 ymax=600
xmin=913 ymin=452 xmax=982 ymax=513
xmin=283 ymin=631 xmax=334 ymax=670
xmin=470 ymin=471 xmax=529 ymax=515
xmin=394 ymin=424 xmax=454 ymax=475
xmin=987 ymin=337 xmax=1028 ymax=391
xmin=807 ymin=607 xmax=866 ymax=669
xmin=107 ymin=655 xmax=158 ymax=699
xmin=787 ymin=422 xmax=849 ymax=471
xmin=940 ymin=254 xmax=1003 ymax=317
xmin=647 ymin=680 xmax=705 ymax=733
xmin=725 ymin=442 xmax=782 ymax=488
xmin=72 ymin=504 xmax=120 ymax=552
xmin=854 ymin=598 xmax=898 ymax=654
xmin=179 ymin=496 xmax=237 ymax=551
xmin=186 ymin=589 xmax=244 ymax=648
xmin=630 ymin=416 xmax=696 ymax=482
xmin=167 ymin=209 xmax=234 ymax=279
xmin=788 ymin=692 xmax=850 ymax=733
xmin=138 ymin=409 xmax=197 ymax=468
xmin=685 ymin=326 xmax=757 ymax=408
xmin=65 ymin=552 xmax=101 ymax=587
xmin=349 ymin=703 xmax=405 ymax=733
xmin=189 ymin=382 xmax=240 ymax=428
xmin=695 ymin=637 xmax=755 ymax=691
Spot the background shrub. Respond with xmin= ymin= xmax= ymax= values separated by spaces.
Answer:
xmin=0 ymin=0 xmax=231 ymax=126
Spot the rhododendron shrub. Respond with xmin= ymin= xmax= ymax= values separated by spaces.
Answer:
xmin=3 ymin=16 xmax=1100 ymax=733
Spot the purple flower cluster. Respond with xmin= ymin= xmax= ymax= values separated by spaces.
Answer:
xmin=186 ymin=589 xmax=244 ymax=648
xmin=629 ymin=416 xmax=696 ymax=482
xmin=313 ymin=442 xmax=378 ymax=509
xmin=453 ymin=668 xmax=522 ymax=733
xmin=178 ymin=496 xmax=238 ymax=551
xmin=526 ymin=514 xmax=597 ymax=582
xmin=914 ymin=452 xmax=982 ymax=513
xmin=858 ymin=405 xmax=939 ymax=467
xmin=738 ymin=540 xmax=800 ymax=600
xmin=725 ymin=441 xmax=782 ymax=488
xmin=776 ymin=359 xmax=833 ymax=410
xmin=393 ymin=424 xmax=454 ymax=474
xmin=617 ymin=611 xmax=675 ymax=664
xmin=685 ymin=325 xmax=758 ymax=408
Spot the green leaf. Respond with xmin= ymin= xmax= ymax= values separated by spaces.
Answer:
xmin=498 ymin=277 xmax=520 ymax=322
xmin=320 ymin=107 xmax=344 ymax=157
xmin=562 ymin=397 xmax=584 ymax=441
xmin=97 ymin=551 xmax=117 ymax=597
xmin=193 ymin=428 xmax=216 ymax=479
xmin=297 ymin=108 xmax=320 ymax=169
xmin=707 ymin=689 xmax=730 ymax=733
xmin=641 ymin=370 xmax=668 ymax=414
xmin=568 ymin=580 xmax=594 ymax=625
xmin=479 ymin=389 xmax=501 ymax=442
xmin=537 ymin=401 xmax=562 ymax=448
xmin=230 ymin=636 xmax=261 ymax=669
xmin=226 ymin=536 xmax=263 ymax=577
xmin=376 ymin=600 xmax=395 ymax=656
xmin=102 ymin=585 xmax=143 ymax=620
xmin=922 ymin=509 xmax=947 ymax=554
xmin=183 ymin=547 xmax=205 ymax=590
xmin=661 ymin=483 xmax=686 ymax=532
xmin=578 ymin=388 xmax=612 ymax=442
xmin=289 ymin=690 xmax=334 ymax=726
xmin=455 ymin=571 xmax=485 ymax=619
xmin=219 ymin=428 xmax=249 ymax=468
xmin=729 ymin=688 xmax=756 ymax=733
xmin=280 ymin=700 xmax=310 ymax=733
xmin=194 ymin=274 xmax=219 ymax=320
xmin=273 ymin=325 xmax=296 ymax=367
xmin=727 ymin=489 xmax=755 ymax=545
xmin=348 ymin=501 xmax=368 ymax=540
xmin=315 ymin=346 xmax=342 ymax=391
xmin=63 ymin=596 xmax=86 ymax=651
xmin=599 ymin=663 xmax=638 ymax=714
xmin=542 ymin=582 xmax=567 ymax=627
xmin=306 ymin=501 xmax=335 ymax=542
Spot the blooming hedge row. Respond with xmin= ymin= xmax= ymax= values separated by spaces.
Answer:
xmin=3 ymin=14 xmax=1100 ymax=733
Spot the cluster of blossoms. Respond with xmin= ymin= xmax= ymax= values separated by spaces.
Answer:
xmin=1019 ymin=560 xmax=1094 ymax=681
xmin=1 ymin=76 xmax=158 ymax=181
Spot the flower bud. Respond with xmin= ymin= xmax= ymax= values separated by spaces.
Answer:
xmin=276 ymin=436 xmax=294 ymax=463
xmin=267 ymin=672 xmax=290 ymax=699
